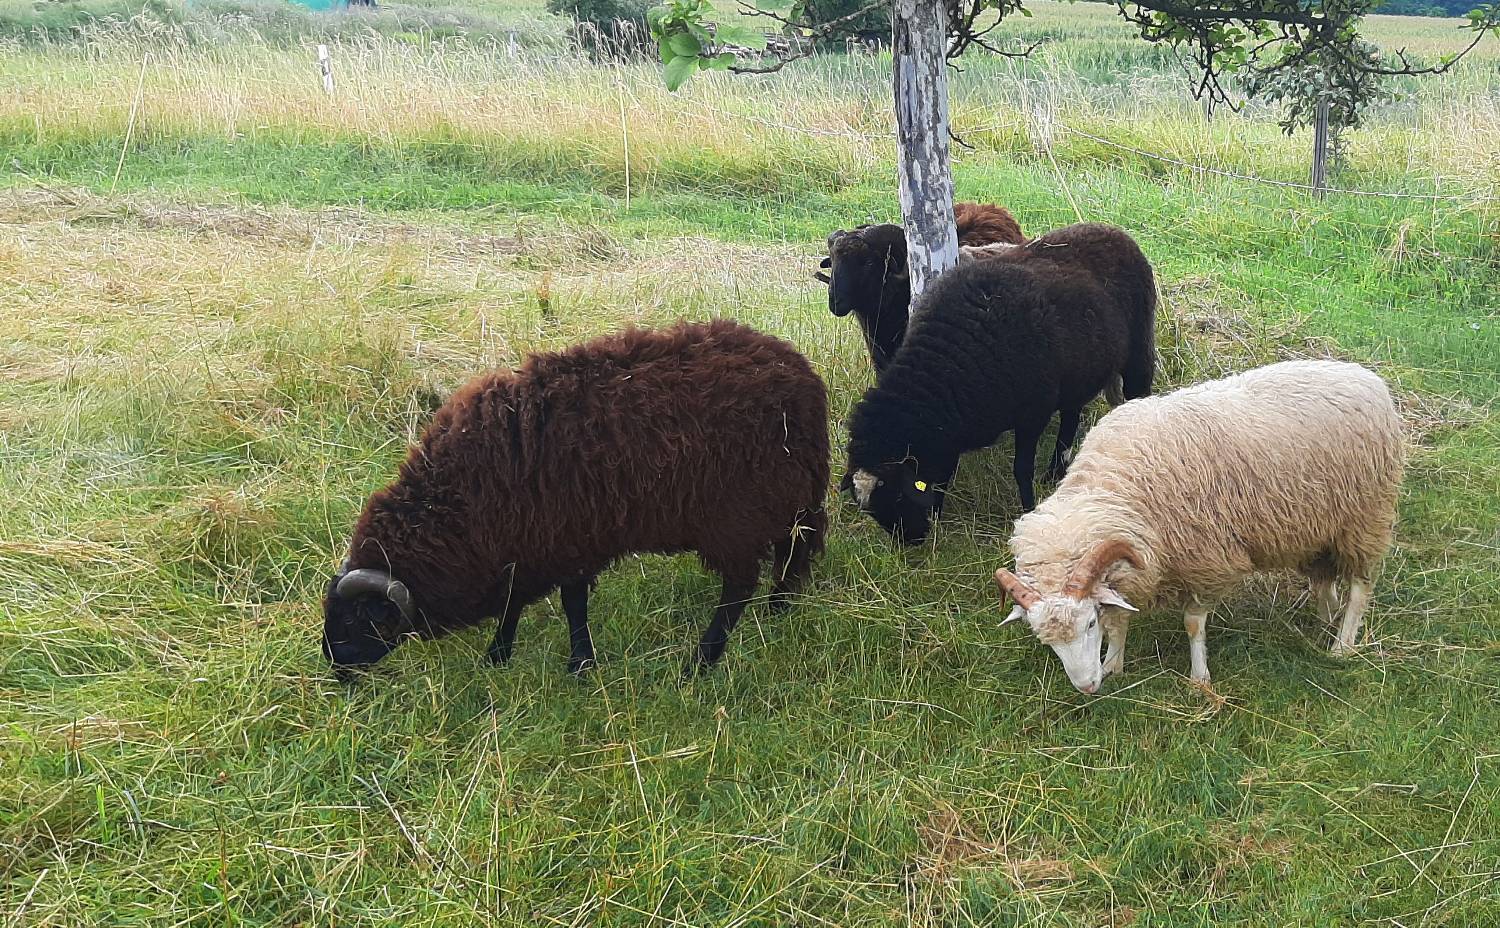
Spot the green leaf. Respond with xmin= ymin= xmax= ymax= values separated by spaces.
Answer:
xmin=669 ymin=31 xmax=702 ymax=57
xmin=714 ymin=22 xmax=767 ymax=50
xmin=663 ymin=53 xmax=698 ymax=91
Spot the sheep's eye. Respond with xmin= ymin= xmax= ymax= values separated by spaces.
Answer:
xmin=1088 ymin=619 xmax=1098 ymax=630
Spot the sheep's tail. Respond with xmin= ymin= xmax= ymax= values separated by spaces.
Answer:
xmin=770 ymin=506 xmax=826 ymax=611
xmin=1120 ymin=266 xmax=1159 ymax=402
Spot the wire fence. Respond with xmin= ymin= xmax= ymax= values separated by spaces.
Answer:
xmin=670 ymin=87 xmax=1494 ymax=206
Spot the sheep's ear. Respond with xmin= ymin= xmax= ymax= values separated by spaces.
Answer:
xmin=838 ymin=471 xmax=854 ymax=495
xmin=819 ymin=256 xmax=831 ymax=268
xmin=813 ymin=266 xmax=832 ymax=285
xmin=1096 ymin=586 xmax=1138 ymax=612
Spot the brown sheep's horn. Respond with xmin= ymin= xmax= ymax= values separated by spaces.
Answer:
xmin=994 ymin=568 xmax=1041 ymax=610
xmin=336 ymin=568 xmax=417 ymax=621
xmin=1062 ymin=540 xmax=1142 ymax=600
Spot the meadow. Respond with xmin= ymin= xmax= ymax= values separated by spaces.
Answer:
xmin=1 ymin=1 xmax=1498 ymax=924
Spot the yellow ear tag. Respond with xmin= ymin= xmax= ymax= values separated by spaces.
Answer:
xmin=914 ymin=480 xmax=928 ymax=491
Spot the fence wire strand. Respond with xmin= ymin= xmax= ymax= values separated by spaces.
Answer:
xmin=675 ymin=94 xmax=1493 ymax=205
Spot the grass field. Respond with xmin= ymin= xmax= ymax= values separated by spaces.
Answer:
xmin=2 ymin=2 xmax=1499 ymax=925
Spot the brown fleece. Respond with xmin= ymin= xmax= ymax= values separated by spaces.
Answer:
xmin=342 ymin=318 xmax=829 ymax=650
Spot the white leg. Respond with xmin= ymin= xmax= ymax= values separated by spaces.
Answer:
xmin=1314 ymin=577 xmax=1341 ymax=627
xmin=1101 ymin=612 xmax=1130 ymax=678
xmin=1331 ymin=577 xmax=1372 ymax=656
xmin=1184 ymin=606 xmax=1211 ymax=685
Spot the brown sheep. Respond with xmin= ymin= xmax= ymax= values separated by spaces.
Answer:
xmin=322 ymin=319 xmax=829 ymax=677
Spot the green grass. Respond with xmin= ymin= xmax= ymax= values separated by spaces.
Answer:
xmin=3 ymin=3 xmax=1500 ymax=925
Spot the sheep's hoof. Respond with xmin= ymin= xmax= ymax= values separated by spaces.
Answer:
xmin=1329 ymin=641 xmax=1358 ymax=658
xmin=486 ymin=645 xmax=511 ymax=666
xmin=767 ymin=592 xmax=792 ymax=614
xmin=567 ymin=655 xmax=597 ymax=675
xmin=1101 ymin=658 xmax=1123 ymax=679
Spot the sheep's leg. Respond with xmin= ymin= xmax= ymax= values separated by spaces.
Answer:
xmin=486 ymin=599 xmax=527 ymax=666
xmin=1012 ymin=426 xmax=1043 ymax=512
xmin=1122 ymin=334 xmax=1155 ymax=400
xmin=1046 ymin=407 xmax=1083 ymax=481
xmin=693 ymin=576 xmax=759 ymax=672
xmin=560 ymin=578 xmax=596 ymax=674
xmin=1331 ymin=576 xmax=1373 ymax=656
xmin=1314 ymin=576 xmax=1341 ymax=628
xmin=1184 ymin=605 xmax=1211 ymax=685
xmin=1101 ymin=611 xmax=1130 ymax=679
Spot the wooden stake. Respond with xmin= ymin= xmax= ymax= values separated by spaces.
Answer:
xmin=1310 ymin=95 xmax=1330 ymax=199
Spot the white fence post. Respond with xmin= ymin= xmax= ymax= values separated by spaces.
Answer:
xmin=317 ymin=44 xmax=335 ymax=95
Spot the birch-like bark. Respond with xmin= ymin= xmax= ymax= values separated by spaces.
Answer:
xmin=892 ymin=0 xmax=958 ymax=311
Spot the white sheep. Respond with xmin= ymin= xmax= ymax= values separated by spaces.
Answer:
xmin=994 ymin=359 xmax=1406 ymax=694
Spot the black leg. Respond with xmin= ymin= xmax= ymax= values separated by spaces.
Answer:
xmin=1123 ymin=341 xmax=1155 ymax=400
xmin=1013 ymin=427 xmax=1042 ymax=512
xmin=1047 ymin=407 xmax=1083 ymax=481
xmin=693 ymin=576 xmax=759 ymax=672
xmin=486 ymin=600 xmax=526 ymax=665
xmin=932 ymin=483 xmax=948 ymax=515
xmin=561 ymin=578 xmax=596 ymax=674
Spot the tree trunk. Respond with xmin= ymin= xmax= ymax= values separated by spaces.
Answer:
xmin=891 ymin=0 xmax=957 ymax=312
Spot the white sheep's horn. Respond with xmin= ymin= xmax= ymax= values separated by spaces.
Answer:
xmin=994 ymin=568 xmax=1041 ymax=610
xmin=336 ymin=568 xmax=416 ymax=621
xmin=1063 ymin=539 xmax=1142 ymax=600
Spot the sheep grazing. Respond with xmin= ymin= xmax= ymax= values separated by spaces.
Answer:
xmin=843 ymin=223 xmax=1157 ymax=543
xmin=321 ymin=319 xmax=829 ymax=677
xmin=817 ymin=202 xmax=1026 ymax=373
xmin=995 ymin=360 xmax=1406 ymax=694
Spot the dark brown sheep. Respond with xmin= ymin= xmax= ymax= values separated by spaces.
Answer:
xmin=322 ymin=319 xmax=830 ymax=677
xmin=816 ymin=202 xmax=1027 ymax=373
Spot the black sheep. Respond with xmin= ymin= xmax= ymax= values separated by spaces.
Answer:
xmin=817 ymin=202 xmax=1027 ymax=373
xmin=322 ymin=319 xmax=830 ymax=677
xmin=843 ymin=223 xmax=1156 ymax=544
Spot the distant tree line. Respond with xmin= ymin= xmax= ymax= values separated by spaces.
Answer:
xmin=1373 ymin=0 xmax=1488 ymax=15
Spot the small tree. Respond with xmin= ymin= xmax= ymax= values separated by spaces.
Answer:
xmin=1244 ymin=37 xmax=1395 ymax=173
xmin=798 ymin=0 xmax=890 ymax=44
xmin=549 ymin=0 xmax=655 ymax=58
xmin=650 ymin=0 xmax=1499 ymax=316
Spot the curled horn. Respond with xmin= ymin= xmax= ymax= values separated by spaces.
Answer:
xmin=336 ymin=568 xmax=417 ymax=621
xmin=994 ymin=568 xmax=1041 ymax=610
xmin=817 ymin=229 xmax=851 ymax=284
xmin=1062 ymin=539 xmax=1142 ymax=600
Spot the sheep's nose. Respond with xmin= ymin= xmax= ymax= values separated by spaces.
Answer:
xmin=1079 ymin=679 xmax=1100 ymax=695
